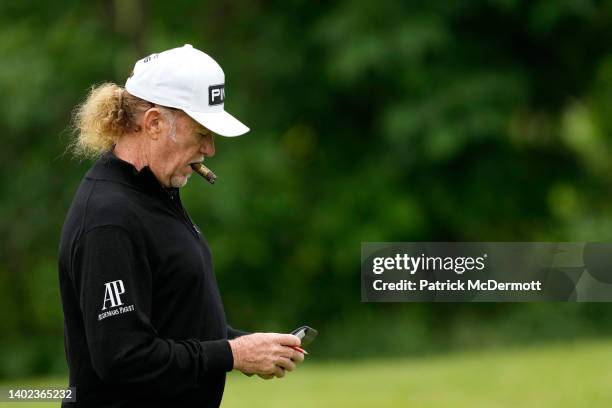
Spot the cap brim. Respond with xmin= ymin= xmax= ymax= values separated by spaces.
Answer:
xmin=184 ymin=109 xmax=249 ymax=137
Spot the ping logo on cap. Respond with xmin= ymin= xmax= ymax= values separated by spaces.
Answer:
xmin=209 ymin=84 xmax=225 ymax=106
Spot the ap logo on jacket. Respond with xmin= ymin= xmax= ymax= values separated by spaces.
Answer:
xmin=102 ymin=280 xmax=125 ymax=310
xmin=99 ymin=280 xmax=135 ymax=321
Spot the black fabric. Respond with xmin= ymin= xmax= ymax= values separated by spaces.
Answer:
xmin=227 ymin=325 xmax=250 ymax=340
xmin=58 ymin=151 xmax=242 ymax=407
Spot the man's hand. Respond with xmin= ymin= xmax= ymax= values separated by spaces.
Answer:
xmin=229 ymin=333 xmax=305 ymax=378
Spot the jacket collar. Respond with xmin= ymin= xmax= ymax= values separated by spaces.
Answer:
xmin=86 ymin=150 xmax=179 ymax=197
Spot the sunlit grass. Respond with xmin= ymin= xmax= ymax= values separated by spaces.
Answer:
xmin=2 ymin=340 xmax=612 ymax=407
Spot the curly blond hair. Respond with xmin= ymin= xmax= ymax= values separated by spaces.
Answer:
xmin=70 ymin=83 xmax=153 ymax=159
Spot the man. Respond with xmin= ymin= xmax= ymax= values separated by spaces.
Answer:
xmin=59 ymin=44 xmax=304 ymax=408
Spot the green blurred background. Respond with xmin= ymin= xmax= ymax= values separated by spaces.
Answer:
xmin=2 ymin=0 xmax=612 ymax=405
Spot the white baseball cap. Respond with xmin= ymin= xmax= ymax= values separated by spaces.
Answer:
xmin=125 ymin=44 xmax=249 ymax=137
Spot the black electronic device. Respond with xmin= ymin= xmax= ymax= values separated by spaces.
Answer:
xmin=291 ymin=326 xmax=318 ymax=348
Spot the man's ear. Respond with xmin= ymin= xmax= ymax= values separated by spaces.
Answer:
xmin=142 ymin=108 xmax=163 ymax=140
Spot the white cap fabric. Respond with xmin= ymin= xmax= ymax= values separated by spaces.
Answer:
xmin=125 ymin=44 xmax=249 ymax=137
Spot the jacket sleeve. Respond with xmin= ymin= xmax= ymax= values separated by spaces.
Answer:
xmin=73 ymin=225 xmax=233 ymax=396
xmin=227 ymin=325 xmax=250 ymax=340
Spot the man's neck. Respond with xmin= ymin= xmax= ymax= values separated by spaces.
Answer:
xmin=113 ymin=134 xmax=149 ymax=171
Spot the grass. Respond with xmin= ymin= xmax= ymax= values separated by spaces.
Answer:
xmin=2 ymin=339 xmax=612 ymax=407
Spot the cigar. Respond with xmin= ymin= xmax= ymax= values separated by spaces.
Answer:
xmin=190 ymin=162 xmax=217 ymax=184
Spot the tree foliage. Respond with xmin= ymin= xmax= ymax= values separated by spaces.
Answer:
xmin=1 ymin=0 xmax=612 ymax=377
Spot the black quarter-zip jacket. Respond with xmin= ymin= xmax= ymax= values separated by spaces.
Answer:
xmin=58 ymin=151 xmax=246 ymax=407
